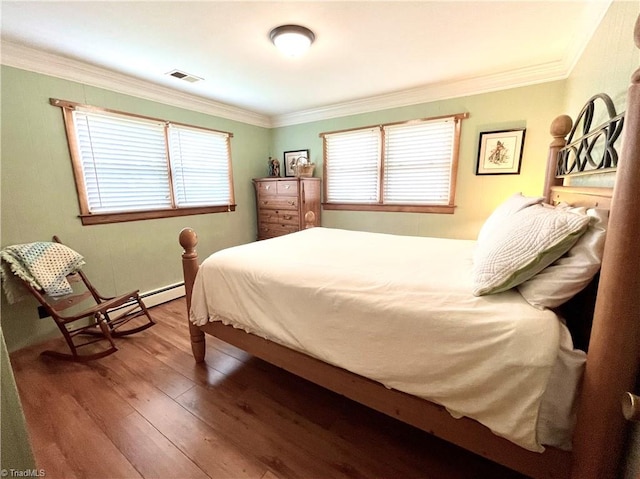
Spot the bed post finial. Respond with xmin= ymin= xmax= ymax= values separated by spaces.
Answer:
xmin=179 ymin=227 xmax=206 ymax=363
xmin=550 ymin=114 xmax=573 ymax=138
xmin=179 ymin=227 xmax=198 ymax=256
xmin=543 ymin=114 xmax=573 ymax=203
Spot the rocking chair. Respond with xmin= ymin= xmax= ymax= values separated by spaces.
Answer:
xmin=22 ymin=236 xmax=155 ymax=361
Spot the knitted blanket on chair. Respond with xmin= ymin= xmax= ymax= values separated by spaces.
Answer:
xmin=0 ymin=242 xmax=85 ymax=304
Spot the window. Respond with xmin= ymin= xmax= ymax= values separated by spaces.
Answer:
xmin=51 ymin=98 xmax=235 ymax=225
xmin=322 ymin=113 xmax=467 ymax=213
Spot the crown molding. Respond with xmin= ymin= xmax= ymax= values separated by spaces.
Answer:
xmin=271 ymin=60 xmax=570 ymax=127
xmin=2 ymin=37 xmax=588 ymax=129
xmin=0 ymin=41 xmax=272 ymax=128
xmin=271 ymin=0 xmax=612 ymax=127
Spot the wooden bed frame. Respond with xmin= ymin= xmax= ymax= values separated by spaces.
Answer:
xmin=178 ymin=17 xmax=640 ymax=479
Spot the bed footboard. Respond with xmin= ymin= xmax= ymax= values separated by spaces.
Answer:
xmin=179 ymin=227 xmax=206 ymax=362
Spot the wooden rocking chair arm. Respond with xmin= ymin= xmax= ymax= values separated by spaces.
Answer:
xmin=96 ymin=289 xmax=140 ymax=302
xmin=95 ymin=292 xmax=140 ymax=312
xmin=56 ymin=292 xmax=140 ymax=323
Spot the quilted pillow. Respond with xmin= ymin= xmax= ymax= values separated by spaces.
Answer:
xmin=518 ymin=207 xmax=607 ymax=309
xmin=477 ymin=193 xmax=544 ymax=243
xmin=472 ymin=204 xmax=591 ymax=296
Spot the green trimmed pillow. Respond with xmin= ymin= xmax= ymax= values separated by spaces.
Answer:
xmin=517 ymin=207 xmax=607 ymax=309
xmin=477 ymin=193 xmax=544 ymax=243
xmin=472 ymin=204 xmax=590 ymax=296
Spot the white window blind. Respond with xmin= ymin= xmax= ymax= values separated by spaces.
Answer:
xmin=73 ymin=110 xmax=171 ymax=213
xmin=70 ymin=108 xmax=233 ymax=215
xmin=323 ymin=115 xmax=461 ymax=209
xmin=383 ymin=120 xmax=455 ymax=205
xmin=169 ymin=125 xmax=231 ymax=207
xmin=325 ymin=128 xmax=380 ymax=203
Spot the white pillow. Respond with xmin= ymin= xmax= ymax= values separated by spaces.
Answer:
xmin=477 ymin=193 xmax=544 ymax=243
xmin=472 ymin=204 xmax=591 ymax=296
xmin=517 ymin=207 xmax=607 ymax=309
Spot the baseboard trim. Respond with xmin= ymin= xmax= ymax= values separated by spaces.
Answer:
xmin=140 ymin=283 xmax=185 ymax=308
xmin=109 ymin=282 xmax=185 ymax=313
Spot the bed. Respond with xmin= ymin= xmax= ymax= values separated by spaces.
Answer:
xmin=178 ymin=17 xmax=640 ymax=479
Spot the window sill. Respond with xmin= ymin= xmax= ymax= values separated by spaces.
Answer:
xmin=322 ymin=203 xmax=455 ymax=214
xmin=79 ymin=205 xmax=236 ymax=225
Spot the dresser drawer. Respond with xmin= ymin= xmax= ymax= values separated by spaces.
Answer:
xmin=258 ymin=222 xmax=298 ymax=238
xmin=276 ymin=180 xmax=298 ymax=195
xmin=256 ymin=181 xmax=277 ymax=195
xmin=257 ymin=197 xmax=298 ymax=210
xmin=259 ymin=210 xmax=298 ymax=225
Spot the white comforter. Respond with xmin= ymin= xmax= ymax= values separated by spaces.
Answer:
xmin=190 ymin=227 xmax=574 ymax=452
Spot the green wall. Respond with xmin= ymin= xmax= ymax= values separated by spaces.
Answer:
xmin=564 ymin=0 xmax=639 ymax=115
xmin=272 ymin=81 xmax=566 ymax=240
xmin=0 ymin=327 xmax=36 ymax=472
xmin=0 ymin=67 xmax=569 ymax=352
xmin=0 ymin=66 xmax=270 ymax=351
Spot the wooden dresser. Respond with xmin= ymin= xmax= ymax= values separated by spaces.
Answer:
xmin=253 ymin=177 xmax=321 ymax=240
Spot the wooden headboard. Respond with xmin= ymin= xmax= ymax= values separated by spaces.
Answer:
xmin=549 ymin=186 xmax=612 ymax=209
xmin=544 ymin=17 xmax=640 ymax=477
xmin=541 ymin=94 xmax=619 ymax=353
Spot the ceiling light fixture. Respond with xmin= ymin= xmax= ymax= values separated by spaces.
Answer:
xmin=269 ymin=24 xmax=315 ymax=57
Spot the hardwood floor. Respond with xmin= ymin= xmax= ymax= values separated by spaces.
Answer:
xmin=9 ymin=298 xmax=527 ymax=479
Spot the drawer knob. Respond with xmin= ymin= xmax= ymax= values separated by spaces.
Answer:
xmin=283 ymin=215 xmax=292 ymax=220
xmin=284 ymin=185 xmax=290 ymax=189
xmin=288 ymin=201 xmax=295 ymax=206
xmin=262 ymin=201 xmax=268 ymax=205
xmin=265 ymin=185 xmax=271 ymax=190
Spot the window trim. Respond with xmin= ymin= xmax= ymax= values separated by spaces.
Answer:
xmin=320 ymin=113 xmax=468 ymax=213
xmin=51 ymin=98 xmax=236 ymax=225
xmin=78 ymin=205 xmax=235 ymax=226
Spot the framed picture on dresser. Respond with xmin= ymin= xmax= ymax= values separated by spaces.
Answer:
xmin=284 ymin=149 xmax=310 ymax=177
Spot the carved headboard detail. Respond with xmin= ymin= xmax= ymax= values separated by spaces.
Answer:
xmin=556 ymin=93 xmax=625 ymax=177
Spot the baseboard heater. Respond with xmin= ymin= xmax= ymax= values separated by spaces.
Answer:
xmin=110 ymin=282 xmax=186 ymax=313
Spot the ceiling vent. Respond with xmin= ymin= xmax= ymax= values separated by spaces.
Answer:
xmin=166 ymin=69 xmax=203 ymax=83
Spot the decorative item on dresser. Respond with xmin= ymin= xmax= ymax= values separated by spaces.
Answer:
xmin=267 ymin=156 xmax=281 ymax=177
xmin=284 ymin=149 xmax=310 ymax=177
xmin=253 ymin=177 xmax=321 ymax=240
